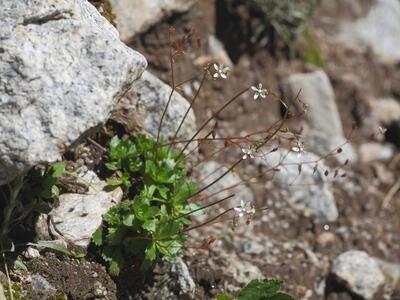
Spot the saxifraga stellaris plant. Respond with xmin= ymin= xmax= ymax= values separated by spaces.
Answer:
xmin=93 ymin=27 xmax=358 ymax=275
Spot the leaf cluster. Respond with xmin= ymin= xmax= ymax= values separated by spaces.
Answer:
xmin=93 ymin=134 xmax=197 ymax=275
xmin=217 ymin=278 xmax=296 ymax=300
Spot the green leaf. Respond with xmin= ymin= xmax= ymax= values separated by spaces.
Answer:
xmin=51 ymin=185 xmax=60 ymax=197
xmin=155 ymin=221 xmax=180 ymax=240
xmin=51 ymin=162 xmax=65 ymax=178
xmin=122 ymin=214 xmax=135 ymax=227
xmin=105 ymin=161 xmax=120 ymax=171
xmin=106 ymin=177 xmax=123 ymax=186
xmin=14 ymin=259 xmax=28 ymax=271
xmin=92 ymin=228 xmax=103 ymax=246
xmin=237 ymin=279 xmax=284 ymax=300
xmin=269 ymin=293 xmax=296 ymax=300
xmin=216 ymin=294 xmax=234 ymax=300
xmin=142 ymin=219 xmax=156 ymax=232
xmin=32 ymin=240 xmax=73 ymax=256
xmin=145 ymin=243 xmax=157 ymax=261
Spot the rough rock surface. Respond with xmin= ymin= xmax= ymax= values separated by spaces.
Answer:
xmin=147 ymin=257 xmax=196 ymax=300
xmin=111 ymin=71 xmax=197 ymax=144
xmin=0 ymin=283 xmax=5 ymax=300
xmin=36 ymin=170 xmax=123 ymax=248
xmin=110 ymin=0 xmax=196 ymax=42
xmin=374 ymin=258 xmax=400 ymax=290
xmin=358 ymin=143 xmax=394 ymax=163
xmin=368 ymin=98 xmax=400 ymax=125
xmin=337 ymin=0 xmax=400 ymax=63
xmin=0 ymin=0 xmax=147 ymax=185
xmin=331 ymin=250 xmax=385 ymax=300
xmin=31 ymin=274 xmax=57 ymax=300
xmin=261 ymin=150 xmax=338 ymax=223
xmin=282 ymin=70 xmax=357 ymax=163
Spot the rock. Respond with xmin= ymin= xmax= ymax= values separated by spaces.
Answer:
xmin=194 ymin=35 xmax=233 ymax=68
xmin=359 ymin=143 xmax=394 ymax=163
xmin=31 ymin=274 xmax=57 ymax=300
xmin=36 ymin=171 xmax=123 ymax=248
xmin=373 ymin=163 xmax=395 ymax=185
xmin=368 ymin=98 xmax=400 ymax=125
xmin=110 ymin=0 xmax=196 ymax=42
xmin=261 ymin=150 xmax=338 ymax=223
xmin=193 ymin=161 xmax=254 ymax=210
xmin=170 ymin=257 xmax=196 ymax=299
xmin=111 ymin=71 xmax=197 ymax=147
xmin=316 ymin=232 xmax=336 ymax=248
xmin=0 ymin=0 xmax=147 ymax=185
xmin=240 ymin=238 xmax=265 ymax=255
xmin=0 ymin=283 xmax=5 ymax=300
xmin=226 ymin=255 xmax=263 ymax=284
xmin=149 ymin=257 xmax=196 ymax=300
xmin=282 ymin=70 xmax=357 ymax=163
xmin=22 ymin=247 xmax=40 ymax=259
xmin=337 ymin=0 xmax=400 ymax=63
xmin=374 ymin=258 xmax=400 ymax=289
xmin=331 ymin=250 xmax=385 ymax=299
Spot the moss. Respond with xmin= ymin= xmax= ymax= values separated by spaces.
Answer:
xmin=89 ymin=0 xmax=116 ymax=27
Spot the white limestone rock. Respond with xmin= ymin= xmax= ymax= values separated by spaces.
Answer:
xmin=110 ymin=0 xmax=197 ymax=42
xmin=332 ymin=250 xmax=385 ymax=300
xmin=0 ymin=0 xmax=147 ymax=185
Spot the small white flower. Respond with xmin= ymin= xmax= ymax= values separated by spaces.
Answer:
xmin=242 ymin=146 xmax=255 ymax=160
xmin=251 ymin=83 xmax=268 ymax=100
xmin=212 ymin=63 xmax=230 ymax=80
xmin=291 ymin=140 xmax=305 ymax=157
xmin=234 ymin=200 xmax=256 ymax=218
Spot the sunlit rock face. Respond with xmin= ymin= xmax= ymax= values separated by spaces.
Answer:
xmin=0 ymin=0 xmax=147 ymax=185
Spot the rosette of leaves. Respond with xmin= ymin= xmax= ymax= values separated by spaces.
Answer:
xmin=93 ymin=134 xmax=197 ymax=275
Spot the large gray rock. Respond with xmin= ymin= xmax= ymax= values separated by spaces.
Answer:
xmin=331 ymin=250 xmax=385 ymax=300
xmin=111 ymin=71 xmax=197 ymax=144
xmin=261 ymin=150 xmax=338 ymax=223
xmin=110 ymin=0 xmax=196 ymax=42
xmin=282 ymin=70 xmax=357 ymax=163
xmin=0 ymin=0 xmax=147 ymax=185
xmin=36 ymin=170 xmax=123 ymax=248
xmin=338 ymin=0 xmax=400 ymax=63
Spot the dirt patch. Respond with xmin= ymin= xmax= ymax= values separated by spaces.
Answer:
xmin=27 ymin=253 xmax=117 ymax=299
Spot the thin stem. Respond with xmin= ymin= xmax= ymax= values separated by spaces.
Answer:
xmin=172 ymin=194 xmax=235 ymax=222
xmin=169 ymin=71 xmax=207 ymax=151
xmin=181 ymin=208 xmax=234 ymax=233
xmin=156 ymin=30 xmax=176 ymax=144
xmin=176 ymin=87 xmax=249 ymax=160
xmin=187 ymin=108 xmax=289 ymax=201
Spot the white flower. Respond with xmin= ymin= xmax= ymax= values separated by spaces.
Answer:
xmin=234 ymin=200 xmax=256 ymax=218
xmin=212 ymin=63 xmax=230 ymax=80
xmin=291 ymin=140 xmax=305 ymax=157
xmin=251 ymin=83 xmax=268 ymax=100
xmin=242 ymin=146 xmax=255 ymax=160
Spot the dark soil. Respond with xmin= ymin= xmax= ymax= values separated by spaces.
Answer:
xmin=27 ymin=253 xmax=117 ymax=299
